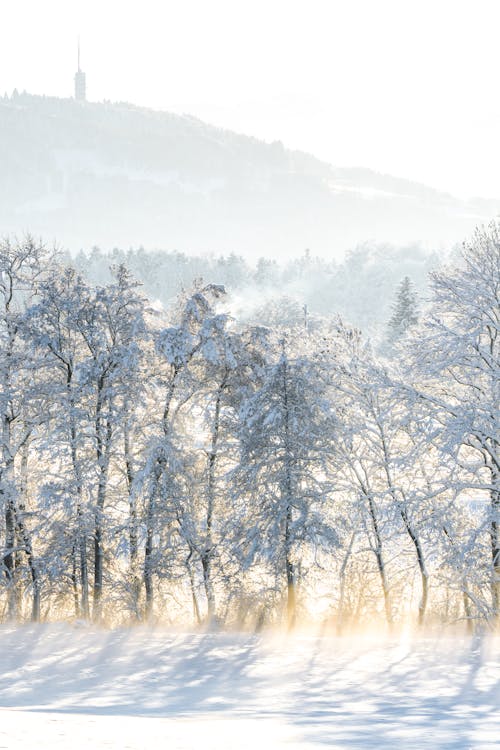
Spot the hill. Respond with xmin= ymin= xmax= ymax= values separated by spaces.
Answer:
xmin=0 ymin=92 xmax=497 ymax=257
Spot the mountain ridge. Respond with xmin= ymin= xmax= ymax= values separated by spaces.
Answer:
xmin=0 ymin=92 xmax=497 ymax=257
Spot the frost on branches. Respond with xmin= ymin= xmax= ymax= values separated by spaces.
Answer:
xmin=0 ymin=227 xmax=498 ymax=630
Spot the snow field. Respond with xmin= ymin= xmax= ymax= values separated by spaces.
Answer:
xmin=0 ymin=625 xmax=498 ymax=748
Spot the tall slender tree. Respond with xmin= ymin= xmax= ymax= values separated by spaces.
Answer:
xmin=410 ymin=225 xmax=499 ymax=619
xmin=0 ymin=237 xmax=54 ymax=620
xmin=234 ymin=334 xmax=337 ymax=628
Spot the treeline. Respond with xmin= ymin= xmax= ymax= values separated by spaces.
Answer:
xmin=69 ymin=242 xmax=440 ymax=337
xmin=0 ymin=228 xmax=498 ymax=630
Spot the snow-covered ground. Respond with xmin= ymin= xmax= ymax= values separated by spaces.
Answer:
xmin=0 ymin=625 xmax=498 ymax=749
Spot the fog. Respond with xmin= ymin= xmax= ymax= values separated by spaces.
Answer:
xmin=70 ymin=241 xmax=442 ymax=338
xmin=1 ymin=92 xmax=496 ymax=264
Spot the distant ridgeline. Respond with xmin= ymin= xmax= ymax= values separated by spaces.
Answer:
xmin=0 ymin=92 xmax=497 ymax=258
xmin=69 ymin=243 xmax=442 ymax=337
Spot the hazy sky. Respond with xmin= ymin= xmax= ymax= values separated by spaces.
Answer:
xmin=2 ymin=0 xmax=500 ymax=200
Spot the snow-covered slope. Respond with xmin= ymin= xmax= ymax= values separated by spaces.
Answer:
xmin=0 ymin=625 xmax=498 ymax=748
xmin=0 ymin=93 xmax=498 ymax=258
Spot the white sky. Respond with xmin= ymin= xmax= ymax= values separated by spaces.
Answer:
xmin=2 ymin=0 xmax=500 ymax=200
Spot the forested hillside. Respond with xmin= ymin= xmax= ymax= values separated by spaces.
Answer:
xmin=0 ymin=227 xmax=498 ymax=629
xmin=0 ymin=91 xmax=497 ymax=257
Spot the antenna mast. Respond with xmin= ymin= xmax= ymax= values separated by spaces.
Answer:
xmin=74 ymin=36 xmax=86 ymax=101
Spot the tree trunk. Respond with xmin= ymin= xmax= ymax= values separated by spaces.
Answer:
xmin=201 ymin=377 xmax=225 ymax=623
xmin=68 ymin=369 xmax=89 ymax=619
xmin=367 ymin=493 xmax=392 ymax=627
xmin=285 ymin=553 xmax=296 ymax=630
xmin=124 ymin=417 xmax=140 ymax=618
xmin=282 ymin=357 xmax=296 ymax=630
xmin=379 ymin=426 xmax=429 ymax=627
xmin=491 ymin=512 xmax=500 ymax=617
xmin=3 ymin=496 xmax=17 ymax=620
xmin=71 ymin=546 xmax=79 ymax=617
xmin=337 ymin=531 xmax=356 ymax=635
xmin=78 ymin=511 xmax=89 ymax=619
xmin=2 ymin=439 xmax=17 ymax=619
xmin=186 ymin=550 xmax=201 ymax=625
xmin=1 ymin=318 xmax=18 ymax=621
xmin=16 ymin=440 xmax=41 ymax=622
xmin=284 ymin=490 xmax=296 ymax=630
xmin=491 ymin=467 xmax=500 ymax=620
xmin=144 ymin=461 xmax=160 ymax=621
xmin=144 ymin=515 xmax=154 ymax=621
xmin=92 ymin=388 xmax=112 ymax=622
xmin=17 ymin=520 xmax=40 ymax=622
xmin=143 ymin=367 xmax=180 ymax=621
xmin=400 ymin=508 xmax=428 ymax=626
xmin=463 ymin=589 xmax=474 ymax=634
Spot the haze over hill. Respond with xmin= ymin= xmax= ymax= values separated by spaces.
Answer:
xmin=1 ymin=92 xmax=498 ymax=259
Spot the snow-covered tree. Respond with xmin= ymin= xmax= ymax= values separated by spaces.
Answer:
xmin=386 ymin=276 xmax=419 ymax=345
xmin=0 ymin=237 xmax=54 ymax=620
xmin=409 ymin=226 xmax=500 ymax=620
xmin=26 ymin=267 xmax=93 ymax=618
xmin=234 ymin=333 xmax=337 ymax=628
xmin=140 ymin=283 xmax=226 ymax=621
xmin=0 ymin=229 xmax=496 ymax=630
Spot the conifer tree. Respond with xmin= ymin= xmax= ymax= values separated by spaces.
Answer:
xmin=387 ymin=276 xmax=419 ymax=344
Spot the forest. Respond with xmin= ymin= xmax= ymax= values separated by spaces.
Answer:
xmin=0 ymin=226 xmax=498 ymax=631
xmin=69 ymin=240 xmax=440 ymax=339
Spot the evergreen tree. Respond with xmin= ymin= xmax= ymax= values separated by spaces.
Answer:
xmin=386 ymin=276 xmax=419 ymax=344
